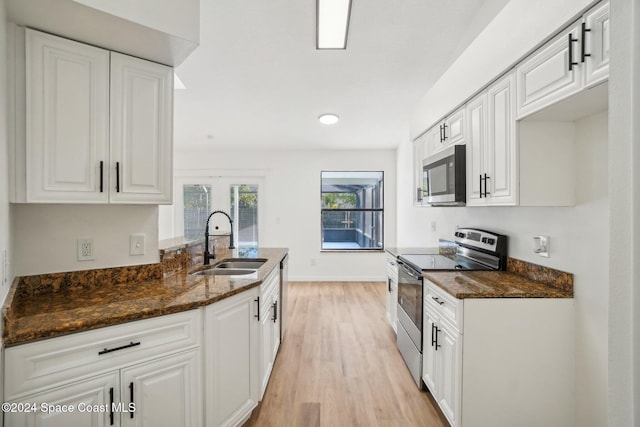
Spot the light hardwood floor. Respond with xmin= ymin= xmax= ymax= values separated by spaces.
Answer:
xmin=244 ymin=281 xmax=449 ymax=427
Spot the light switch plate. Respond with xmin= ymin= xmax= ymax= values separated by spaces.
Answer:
xmin=130 ymin=234 xmax=145 ymax=256
xmin=533 ymin=235 xmax=550 ymax=258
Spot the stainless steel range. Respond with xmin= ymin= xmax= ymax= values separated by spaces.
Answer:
xmin=395 ymin=228 xmax=508 ymax=388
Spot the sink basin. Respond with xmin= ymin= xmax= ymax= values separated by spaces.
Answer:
xmin=214 ymin=260 xmax=266 ymax=269
xmin=192 ymin=268 xmax=257 ymax=276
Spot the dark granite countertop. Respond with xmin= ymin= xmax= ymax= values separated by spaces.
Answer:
xmin=423 ymin=270 xmax=573 ymax=299
xmin=3 ymin=248 xmax=288 ymax=346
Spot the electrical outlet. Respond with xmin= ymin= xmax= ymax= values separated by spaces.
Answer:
xmin=77 ymin=238 xmax=95 ymax=261
xmin=130 ymin=234 xmax=145 ymax=256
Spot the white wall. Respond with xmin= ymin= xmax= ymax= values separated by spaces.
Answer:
xmin=0 ymin=0 xmax=10 ymax=302
xmin=410 ymin=0 xmax=595 ymax=138
xmin=11 ymin=205 xmax=159 ymax=276
xmin=162 ymin=149 xmax=397 ymax=281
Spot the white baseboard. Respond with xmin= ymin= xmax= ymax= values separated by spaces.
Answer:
xmin=288 ymin=275 xmax=386 ymax=282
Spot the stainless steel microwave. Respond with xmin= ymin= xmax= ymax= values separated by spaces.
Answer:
xmin=422 ymin=145 xmax=466 ymax=206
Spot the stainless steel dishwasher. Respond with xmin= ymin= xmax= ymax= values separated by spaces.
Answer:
xmin=279 ymin=254 xmax=289 ymax=341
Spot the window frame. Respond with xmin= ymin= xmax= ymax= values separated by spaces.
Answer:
xmin=320 ymin=170 xmax=385 ymax=252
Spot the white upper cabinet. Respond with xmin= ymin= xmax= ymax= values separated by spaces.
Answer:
xmin=466 ymin=73 xmax=517 ymax=207
xmin=110 ymin=52 xmax=173 ymax=204
xmin=426 ymin=107 xmax=466 ymax=157
xmin=11 ymin=28 xmax=174 ymax=204
xmin=584 ymin=1 xmax=610 ymax=86
xmin=24 ymin=29 xmax=110 ymax=203
xmin=516 ymin=1 xmax=609 ymax=119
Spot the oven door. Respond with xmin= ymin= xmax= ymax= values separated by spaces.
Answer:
xmin=397 ymin=260 xmax=423 ymax=351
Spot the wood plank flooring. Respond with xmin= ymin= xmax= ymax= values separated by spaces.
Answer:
xmin=244 ymin=281 xmax=449 ymax=427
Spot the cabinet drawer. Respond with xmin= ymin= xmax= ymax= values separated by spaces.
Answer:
xmin=5 ymin=310 xmax=201 ymax=400
xmin=259 ymin=267 xmax=279 ymax=314
xmin=424 ymin=281 xmax=463 ymax=332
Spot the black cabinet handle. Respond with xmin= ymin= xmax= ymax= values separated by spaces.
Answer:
xmin=98 ymin=341 xmax=141 ymax=355
xmin=388 ymin=279 xmax=392 ymax=293
xmin=439 ymin=125 xmax=443 ymax=143
xmin=99 ymin=161 xmax=104 ymax=193
xmin=581 ymin=22 xmax=591 ymax=63
xmin=115 ymin=162 xmax=121 ymax=192
xmin=272 ymin=300 xmax=278 ymax=323
xmin=254 ymin=297 xmax=260 ymax=321
xmin=129 ymin=382 xmax=134 ymax=419
xmin=435 ymin=327 xmax=441 ymax=350
xmin=479 ymin=174 xmax=483 ymax=198
xmin=431 ymin=296 xmax=445 ymax=306
xmin=431 ymin=323 xmax=436 ymax=347
xmin=109 ymin=387 xmax=114 ymax=425
xmin=442 ymin=123 xmax=448 ymax=141
xmin=484 ymin=174 xmax=491 ymax=196
xmin=568 ymin=33 xmax=579 ymax=71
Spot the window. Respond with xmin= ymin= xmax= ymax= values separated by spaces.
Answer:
xmin=180 ymin=178 xmax=262 ymax=252
xmin=321 ymin=171 xmax=384 ymax=250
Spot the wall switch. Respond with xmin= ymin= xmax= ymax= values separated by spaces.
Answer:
xmin=77 ymin=238 xmax=95 ymax=261
xmin=130 ymin=234 xmax=145 ymax=256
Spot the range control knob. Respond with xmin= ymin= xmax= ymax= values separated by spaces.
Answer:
xmin=455 ymin=232 xmax=466 ymax=238
xmin=482 ymin=237 xmax=496 ymax=245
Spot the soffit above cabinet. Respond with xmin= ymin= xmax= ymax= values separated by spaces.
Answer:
xmin=6 ymin=0 xmax=199 ymax=66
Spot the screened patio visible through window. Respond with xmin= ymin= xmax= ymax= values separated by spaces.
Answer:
xmin=321 ymin=171 xmax=384 ymax=251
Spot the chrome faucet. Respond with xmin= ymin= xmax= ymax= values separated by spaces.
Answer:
xmin=204 ymin=210 xmax=235 ymax=265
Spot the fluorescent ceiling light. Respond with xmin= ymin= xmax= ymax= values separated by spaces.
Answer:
xmin=319 ymin=113 xmax=340 ymax=125
xmin=316 ymin=0 xmax=352 ymax=49
xmin=174 ymin=73 xmax=186 ymax=90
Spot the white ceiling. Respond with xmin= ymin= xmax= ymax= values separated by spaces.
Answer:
xmin=173 ymin=0 xmax=509 ymax=151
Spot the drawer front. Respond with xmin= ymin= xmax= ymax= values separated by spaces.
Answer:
xmin=260 ymin=267 xmax=279 ymax=313
xmin=5 ymin=309 xmax=201 ymax=400
xmin=424 ymin=281 xmax=463 ymax=332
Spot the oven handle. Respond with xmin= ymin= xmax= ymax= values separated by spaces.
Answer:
xmin=398 ymin=260 xmax=422 ymax=280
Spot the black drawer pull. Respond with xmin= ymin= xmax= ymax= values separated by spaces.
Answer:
xmin=431 ymin=296 xmax=445 ymax=306
xmin=129 ymin=382 xmax=134 ymax=419
xmin=255 ymin=297 xmax=260 ymax=321
xmin=109 ymin=387 xmax=114 ymax=425
xmin=98 ymin=341 xmax=141 ymax=355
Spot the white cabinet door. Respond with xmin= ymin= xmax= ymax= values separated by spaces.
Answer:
xmin=584 ymin=1 xmax=610 ymax=87
xmin=516 ymin=22 xmax=582 ymax=119
xmin=437 ymin=322 xmax=461 ymax=427
xmin=120 ymin=350 xmax=201 ymax=427
xmin=258 ymin=287 xmax=276 ymax=400
xmin=269 ymin=290 xmax=281 ymax=367
xmin=110 ymin=52 xmax=173 ymax=204
xmin=445 ymin=107 xmax=465 ymax=147
xmin=413 ymin=135 xmax=425 ymax=205
xmin=205 ymin=288 xmax=259 ymax=427
xmin=25 ymin=28 xmax=110 ymax=203
xmin=465 ymin=93 xmax=487 ymax=206
xmin=486 ymin=73 xmax=517 ymax=205
xmin=5 ymin=372 xmax=119 ymax=427
xmin=422 ymin=307 xmax=438 ymax=394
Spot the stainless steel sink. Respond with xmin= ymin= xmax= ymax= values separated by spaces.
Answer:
xmin=214 ymin=260 xmax=266 ymax=269
xmin=192 ymin=268 xmax=257 ymax=276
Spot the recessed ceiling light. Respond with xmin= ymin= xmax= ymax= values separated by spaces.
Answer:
xmin=316 ymin=0 xmax=352 ymax=49
xmin=318 ymin=113 xmax=340 ymax=125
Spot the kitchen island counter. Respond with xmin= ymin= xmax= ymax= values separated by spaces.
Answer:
xmin=2 ymin=248 xmax=288 ymax=346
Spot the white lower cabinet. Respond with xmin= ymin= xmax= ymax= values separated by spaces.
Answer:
xmin=423 ymin=281 xmax=574 ymax=427
xmin=5 ymin=372 xmax=120 ymax=427
xmin=385 ymin=252 xmax=398 ymax=332
xmin=121 ymin=350 xmax=201 ymax=427
xmin=204 ymin=287 xmax=260 ymax=427
xmin=4 ymin=310 xmax=202 ymax=427
xmin=258 ymin=268 xmax=281 ymax=400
